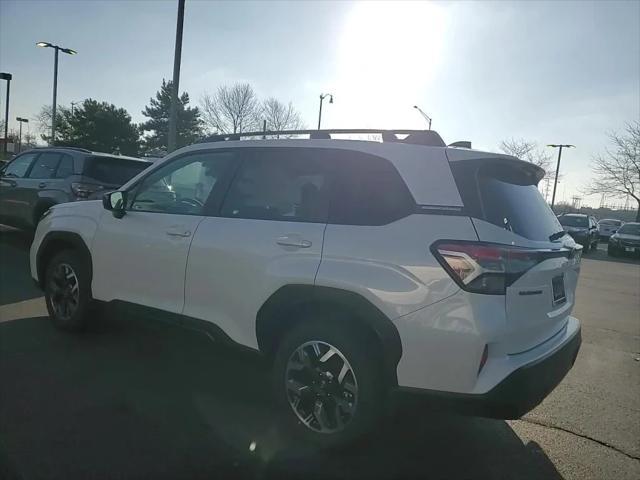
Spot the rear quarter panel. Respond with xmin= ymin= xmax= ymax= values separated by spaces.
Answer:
xmin=315 ymin=214 xmax=478 ymax=319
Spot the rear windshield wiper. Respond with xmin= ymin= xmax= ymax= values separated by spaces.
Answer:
xmin=549 ymin=230 xmax=566 ymax=241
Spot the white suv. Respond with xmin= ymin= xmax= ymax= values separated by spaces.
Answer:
xmin=30 ymin=129 xmax=582 ymax=447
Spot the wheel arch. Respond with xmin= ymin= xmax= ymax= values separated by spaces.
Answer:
xmin=32 ymin=200 xmax=58 ymax=228
xmin=36 ymin=231 xmax=93 ymax=289
xmin=256 ymin=285 xmax=402 ymax=387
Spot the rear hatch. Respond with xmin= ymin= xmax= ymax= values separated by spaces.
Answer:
xmin=448 ymin=154 xmax=581 ymax=354
xmin=80 ymin=156 xmax=152 ymax=199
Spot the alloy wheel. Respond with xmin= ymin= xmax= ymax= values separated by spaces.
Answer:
xmin=48 ymin=263 xmax=80 ymax=321
xmin=285 ymin=340 xmax=358 ymax=434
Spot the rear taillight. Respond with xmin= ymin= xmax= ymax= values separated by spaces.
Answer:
xmin=71 ymin=182 xmax=103 ymax=199
xmin=431 ymin=241 xmax=547 ymax=295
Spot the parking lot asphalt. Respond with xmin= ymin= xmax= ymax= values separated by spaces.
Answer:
xmin=1 ymin=226 xmax=639 ymax=480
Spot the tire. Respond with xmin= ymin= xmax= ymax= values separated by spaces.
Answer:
xmin=272 ymin=314 xmax=384 ymax=449
xmin=582 ymin=241 xmax=590 ymax=253
xmin=608 ymin=245 xmax=617 ymax=257
xmin=44 ymin=249 xmax=93 ymax=331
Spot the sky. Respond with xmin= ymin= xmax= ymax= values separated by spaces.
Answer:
xmin=1 ymin=0 xmax=638 ymax=206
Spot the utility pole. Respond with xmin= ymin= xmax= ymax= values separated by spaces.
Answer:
xmin=168 ymin=0 xmax=185 ymax=153
xmin=547 ymin=144 xmax=575 ymax=210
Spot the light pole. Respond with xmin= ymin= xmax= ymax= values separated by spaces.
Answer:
xmin=168 ymin=0 xmax=185 ymax=153
xmin=37 ymin=42 xmax=77 ymax=145
xmin=16 ymin=117 xmax=28 ymax=153
xmin=0 ymin=72 xmax=11 ymax=156
xmin=318 ymin=93 xmax=333 ymax=130
xmin=547 ymin=144 xmax=575 ymax=210
xmin=413 ymin=105 xmax=432 ymax=130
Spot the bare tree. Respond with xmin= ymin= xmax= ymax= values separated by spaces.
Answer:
xmin=261 ymin=98 xmax=304 ymax=133
xmin=201 ymin=83 xmax=260 ymax=134
xmin=500 ymin=138 xmax=554 ymax=174
xmin=586 ymin=122 xmax=640 ymax=221
xmin=36 ymin=104 xmax=71 ymax=143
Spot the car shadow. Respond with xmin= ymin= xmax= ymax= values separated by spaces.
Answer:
xmin=0 ymin=309 xmax=563 ymax=480
xmin=0 ymin=226 xmax=41 ymax=305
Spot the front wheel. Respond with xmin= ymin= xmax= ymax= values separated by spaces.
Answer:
xmin=44 ymin=250 xmax=94 ymax=331
xmin=272 ymin=316 xmax=384 ymax=449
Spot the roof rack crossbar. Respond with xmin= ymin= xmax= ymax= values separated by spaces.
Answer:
xmin=30 ymin=146 xmax=92 ymax=153
xmin=200 ymin=129 xmax=446 ymax=147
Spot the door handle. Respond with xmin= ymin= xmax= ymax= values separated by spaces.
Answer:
xmin=166 ymin=229 xmax=191 ymax=238
xmin=38 ymin=182 xmax=47 ymax=189
xmin=276 ymin=235 xmax=312 ymax=248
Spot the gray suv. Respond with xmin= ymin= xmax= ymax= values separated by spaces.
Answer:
xmin=0 ymin=147 xmax=152 ymax=231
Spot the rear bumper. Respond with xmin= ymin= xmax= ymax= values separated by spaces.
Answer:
xmin=392 ymin=326 xmax=581 ymax=419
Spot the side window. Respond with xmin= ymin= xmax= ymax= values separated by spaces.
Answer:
xmin=3 ymin=153 xmax=37 ymax=178
xmin=55 ymin=155 xmax=74 ymax=178
xmin=220 ymin=149 xmax=330 ymax=223
xmin=28 ymin=152 xmax=62 ymax=179
xmin=329 ymin=151 xmax=414 ymax=226
xmin=131 ymin=151 xmax=233 ymax=215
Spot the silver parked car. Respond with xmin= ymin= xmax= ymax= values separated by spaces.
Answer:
xmin=598 ymin=218 xmax=623 ymax=239
xmin=608 ymin=222 xmax=640 ymax=257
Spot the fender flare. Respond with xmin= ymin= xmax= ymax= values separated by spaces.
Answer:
xmin=256 ymin=285 xmax=402 ymax=387
xmin=36 ymin=231 xmax=92 ymax=288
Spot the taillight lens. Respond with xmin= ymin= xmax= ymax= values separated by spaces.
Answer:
xmin=431 ymin=241 xmax=546 ymax=295
xmin=71 ymin=182 xmax=103 ymax=199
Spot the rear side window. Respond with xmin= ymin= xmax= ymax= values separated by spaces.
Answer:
xmin=83 ymin=157 xmax=150 ymax=186
xmin=28 ymin=152 xmax=61 ymax=179
xmin=55 ymin=155 xmax=74 ymax=178
xmin=329 ymin=150 xmax=414 ymax=226
xmin=3 ymin=153 xmax=37 ymax=177
xmin=221 ymin=148 xmax=330 ymax=223
xmin=452 ymin=160 xmax=561 ymax=241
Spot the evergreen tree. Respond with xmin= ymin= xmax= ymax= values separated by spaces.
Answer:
xmin=141 ymin=79 xmax=203 ymax=152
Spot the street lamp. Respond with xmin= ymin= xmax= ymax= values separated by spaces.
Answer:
xmin=547 ymin=144 xmax=575 ymax=210
xmin=318 ymin=93 xmax=333 ymax=130
xmin=0 ymin=72 xmax=11 ymax=156
xmin=36 ymin=42 xmax=77 ymax=145
xmin=16 ymin=117 xmax=28 ymax=153
xmin=413 ymin=105 xmax=432 ymax=130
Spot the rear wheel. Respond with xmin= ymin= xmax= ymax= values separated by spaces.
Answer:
xmin=272 ymin=315 xmax=384 ymax=448
xmin=44 ymin=250 xmax=93 ymax=331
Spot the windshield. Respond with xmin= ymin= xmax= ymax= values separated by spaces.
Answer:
xmin=559 ymin=216 xmax=588 ymax=228
xmin=617 ymin=223 xmax=640 ymax=235
xmin=83 ymin=157 xmax=151 ymax=186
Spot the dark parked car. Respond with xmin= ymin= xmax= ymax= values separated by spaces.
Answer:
xmin=608 ymin=222 xmax=640 ymax=257
xmin=558 ymin=213 xmax=599 ymax=252
xmin=0 ymin=147 xmax=152 ymax=231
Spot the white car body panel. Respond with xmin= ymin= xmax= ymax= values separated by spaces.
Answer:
xmin=183 ymin=217 xmax=325 ymax=348
xmin=316 ymin=214 xmax=477 ymax=320
xmin=91 ymin=210 xmax=204 ymax=313
xmin=30 ymin=201 xmax=104 ymax=283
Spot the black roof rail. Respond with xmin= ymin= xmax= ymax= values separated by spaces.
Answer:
xmin=200 ymin=129 xmax=447 ymax=147
xmin=29 ymin=146 xmax=92 ymax=153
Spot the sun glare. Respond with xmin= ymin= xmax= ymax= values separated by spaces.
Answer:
xmin=332 ymin=1 xmax=448 ymax=127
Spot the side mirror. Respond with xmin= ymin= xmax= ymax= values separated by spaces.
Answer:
xmin=103 ymin=191 xmax=127 ymax=218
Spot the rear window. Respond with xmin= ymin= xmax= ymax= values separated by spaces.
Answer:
xmin=451 ymin=160 xmax=561 ymax=241
xmin=83 ymin=157 xmax=150 ymax=186
xmin=618 ymin=223 xmax=640 ymax=235
xmin=559 ymin=216 xmax=588 ymax=227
